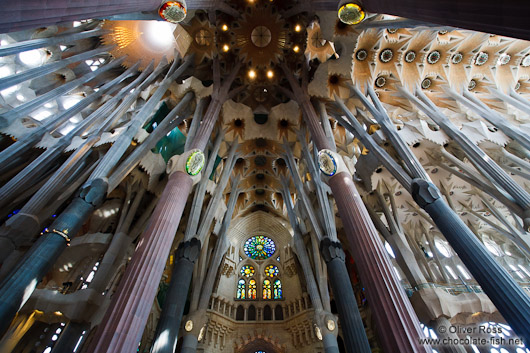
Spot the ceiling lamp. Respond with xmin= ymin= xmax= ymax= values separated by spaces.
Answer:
xmin=337 ymin=1 xmax=366 ymax=25
xmin=159 ymin=0 xmax=187 ymax=23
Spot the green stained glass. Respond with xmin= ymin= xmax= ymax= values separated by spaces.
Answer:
xmin=264 ymin=265 xmax=279 ymax=277
xmin=263 ymin=279 xmax=271 ymax=299
xmin=248 ymin=279 xmax=257 ymax=299
xmin=237 ymin=279 xmax=246 ymax=299
xmin=240 ymin=265 xmax=255 ymax=278
xmin=244 ymin=236 xmax=276 ymax=260
xmin=273 ymin=279 xmax=282 ymax=299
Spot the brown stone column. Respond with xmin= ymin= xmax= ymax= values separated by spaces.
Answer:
xmin=86 ymin=170 xmax=193 ymax=353
xmin=328 ymin=171 xmax=429 ymax=353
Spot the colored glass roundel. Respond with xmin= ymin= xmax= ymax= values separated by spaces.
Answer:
xmin=185 ymin=150 xmax=205 ymax=176
xmin=244 ymin=236 xmax=276 ymax=260
xmin=265 ymin=265 xmax=279 ymax=277
xmin=240 ymin=265 xmax=255 ymax=277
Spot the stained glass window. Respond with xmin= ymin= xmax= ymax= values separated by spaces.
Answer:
xmin=255 ymin=351 xmax=267 ymax=353
xmin=248 ymin=279 xmax=257 ymax=299
xmin=237 ymin=279 xmax=246 ymax=299
xmin=244 ymin=235 xmax=276 ymax=260
xmin=264 ymin=265 xmax=279 ymax=277
xmin=274 ymin=279 xmax=282 ymax=299
xmin=263 ymin=279 xmax=272 ymax=299
xmin=240 ymin=265 xmax=255 ymax=277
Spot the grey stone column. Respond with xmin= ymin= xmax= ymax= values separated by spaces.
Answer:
xmin=0 ymin=179 xmax=108 ymax=336
xmin=411 ymin=179 xmax=530 ymax=343
xmin=320 ymin=238 xmax=371 ymax=353
xmin=180 ymin=334 xmax=199 ymax=353
xmin=151 ymin=239 xmax=201 ymax=353
xmin=323 ymin=334 xmax=340 ymax=353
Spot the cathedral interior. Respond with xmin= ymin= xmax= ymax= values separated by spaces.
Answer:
xmin=0 ymin=1 xmax=530 ymax=353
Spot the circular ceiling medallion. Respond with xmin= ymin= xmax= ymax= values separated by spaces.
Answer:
xmin=375 ymin=76 xmax=386 ymax=88
xmin=421 ymin=78 xmax=432 ymax=89
xmin=427 ymin=50 xmax=441 ymax=64
xmin=451 ymin=52 xmax=463 ymax=64
xmin=521 ymin=54 xmax=530 ymax=67
xmin=356 ymin=49 xmax=368 ymax=61
xmin=185 ymin=320 xmax=193 ymax=332
xmin=405 ymin=50 xmax=416 ymax=63
xmin=468 ymin=79 xmax=477 ymax=91
xmin=338 ymin=3 xmax=366 ymax=25
xmin=251 ymin=26 xmax=272 ymax=48
xmin=379 ymin=48 xmax=393 ymax=63
xmin=475 ymin=52 xmax=489 ymax=66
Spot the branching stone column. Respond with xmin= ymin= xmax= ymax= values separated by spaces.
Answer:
xmin=320 ymin=238 xmax=371 ymax=353
xmin=0 ymin=178 xmax=108 ymax=335
xmin=411 ymin=179 xmax=530 ymax=343
xmin=86 ymin=168 xmax=194 ymax=353
xmin=150 ymin=239 xmax=201 ymax=353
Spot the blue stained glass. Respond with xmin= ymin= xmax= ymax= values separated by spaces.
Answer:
xmin=274 ymin=279 xmax=282 ymax=299
xmin=237 ymin=279 xmax=246 ymax=299
xmin=244 ymin=236 xmax=276 ymax=260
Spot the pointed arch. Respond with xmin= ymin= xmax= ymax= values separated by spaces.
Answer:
xmin=237 ymin=278 xmax=246 ymax=299
xmin=263 ymin=305 xmax=272 ymax=320
xmin=273 ymin=279 xmax=282 ymax=299
xmin=262 ymin=278 xmax=272 ymax=299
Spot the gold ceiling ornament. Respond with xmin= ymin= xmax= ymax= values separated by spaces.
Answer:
xmin=180 ymin=17 xmax=216 ymax=64
xmin=101 ymin=20 xmax=188 ymax=71
xmin=305 ymin=21 xmax=336 ymax=63
xmin=233 ymin=4 xmax=288 ymax=67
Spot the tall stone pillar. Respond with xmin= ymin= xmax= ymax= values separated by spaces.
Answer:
xmin=320 ymin=238 xmax=371 ymax=353
xmin=86 ymin=170 xmax=194 ymax=353
xmin=328 ymin=172 xmax=429 ymax=353
xmin=0 ymin=0 xmax=162 ymax=33
xmin=150 ymin=239 xmax=201 ymax=353
xmin=411 ymin=179 xmax=530 ymax=343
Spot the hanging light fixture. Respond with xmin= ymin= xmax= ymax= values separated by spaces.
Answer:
xmin=337 ymin=1 xmax=366 ymax=25
xmin=159 ymin=0 xmax=187 ymax=23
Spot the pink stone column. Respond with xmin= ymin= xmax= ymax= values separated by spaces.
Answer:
xmin=328 ymin=171 xmax=429 ymax=353
xmin=86 ymin=170 xmax=193 ymax=353
xmin=0 ymin=0 xmax=161 ymax=33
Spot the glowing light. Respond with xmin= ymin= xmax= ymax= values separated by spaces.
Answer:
xmin=248 ymin=69 xmax=256 ymax=79
xmin=294 ymin=24 xmax=302 ymax=32
xmin=445 ymin=265 xmax=458 ymax=280
xmin=62 ymin=96 xmax=82 ymax=110
xmin=16 ymin=93 xmax=26 ymax=102
xmin=384 ymin=242 xmax=395 ymax=258
xmin=33 ymin=110 xmax=52 ymax=121
xmin=293 ymin=45 xmax=300 ymax=53
xmin=18 ymin=49 xmax=46 ymax=67
xmin=221 ymin=24 xmax=229 ymax=31
xmin=457 ymin=265 xmax=471 ymax=280
xmin=266 ymin=70 xmax=274 ymax=79
xmin=0 ymin=65 xmax=13 ymax=78
xmin=144 ymin=21 xmax=176 ymax=50
xmin=222 ymin=44 xmax=230 ymax=52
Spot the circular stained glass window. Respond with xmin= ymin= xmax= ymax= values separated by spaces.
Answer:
xmin=240 ymin=265 xmax=255 ymax=277
xmin=244 ymin=236 xmax=276 ymax=260
xmin=265 ymin=265 xmax=279 ymax=277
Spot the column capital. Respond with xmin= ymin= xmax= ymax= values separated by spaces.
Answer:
xmin=320 ymin=238 xmax=345 ymax=263
xmin=166 ymin=149 xmax=205 ymax=185
xmin=79 ymin=178 xmax=108 ymax=207
xmin=175 ymin=238 xmax=201 ymax=264
xmin=411 ymin=178 xmax=441 ymax=208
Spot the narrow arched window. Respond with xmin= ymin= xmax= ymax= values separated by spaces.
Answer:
xmin=273 ymin=279 xmax=282 ymax=299
xmin=263 ymin=305 xmax=272 ymax=320
xmin=275 ymin=305 xmax=283 ymax=320
xmin=248 ymin=305 xmax=256 ymax=320
xmin=248 ymin=279 xmax=257 ymax=299
xmin=263 ymin=279 xmax=272 ymax=299
xmin=237 ymin=279 xmax=246 ymax=299
xmin=236 ymin=305 xmax=244 ymax=320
